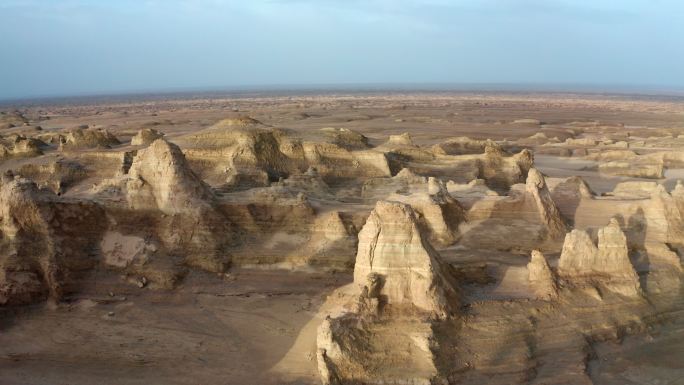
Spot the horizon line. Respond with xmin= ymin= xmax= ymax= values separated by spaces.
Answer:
xmin=3 ymin=81 xmax=684 ymax=106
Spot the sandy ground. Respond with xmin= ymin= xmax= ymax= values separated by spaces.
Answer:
xmin=0 ymin=269 xmax=351 ymax=385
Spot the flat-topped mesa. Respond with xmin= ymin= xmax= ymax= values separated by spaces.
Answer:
xmin=558 ymin=218 xmax=641 ymax=297
xmin=353 ymin=201 xmax=459 ymax=317
xmin=180 ymin=120 xmax=390 ymax=188
xmin=524 ymin=168 xmax=567 ymax=241
xmin=527 ymin=250 xmax=558 ymax=299
xmin=127 ymin=138 xmax=214 ymax=214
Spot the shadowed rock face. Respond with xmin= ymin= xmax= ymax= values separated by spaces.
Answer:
xmin=525 ymin=168 xmax=567 ymax=240
xmin=0 ymin=177 xmax=105 ymax=305
xmin=0 ymin=178 xmax=59 ymax=305
xmin=353 ymin=200 xmax=459 ymax=317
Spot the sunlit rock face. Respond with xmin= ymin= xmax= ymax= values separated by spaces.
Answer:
xmin=528 ymin=250 xmax=558 ymax=299
xmin=353 ymin=200 xmax=459 ymax=317
xmin=559 ymin=218 xmax=641 ymax=297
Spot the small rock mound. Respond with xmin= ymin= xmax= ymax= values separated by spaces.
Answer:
xmin=527 ymin=250 xmax=558 ymax=299
xmin=131 ymin=128 xmax=164 ymax=146
xmin=320 ymin=127 xmax=370 ymax=150
xmin=0 ymin=135 xmax=45 ymax=159
xmin=386 ymin=132 xmax=416 ymax=147
xmin=61 ymin=127 xmax=120 ymax=150
xmin=211 ymin=116 xmax=264 ymax=128
xmin=431 ymin=137 xmax=489 ymax=155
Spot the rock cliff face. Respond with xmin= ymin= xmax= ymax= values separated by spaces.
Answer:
xmin=0 ymin=178 xmax=59 ymax=305
xmin=353 ymin=201 xmax=459 ymax=317
xmin=0 ymin=177 xmax=105 ymax=305
xmin=558 ymin=219 xmax=641 ymax=296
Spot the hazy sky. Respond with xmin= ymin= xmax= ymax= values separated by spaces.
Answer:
xmin=1 ymin=0 xmax=683 ymax=99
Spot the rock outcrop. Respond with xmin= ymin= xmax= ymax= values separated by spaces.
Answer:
xmin=524 ymin=168 xmax=567 ymax=241
xmin=0 ymin=177 xmax=105 ymax=305
xmin=527 ymin=250 xmax=558 ymax=299
xmin=0 ymin=135 xmax=44 ymax=159
xmin=60 ymin=127 xmax=120 ymax=150
xmin=353 ymin=201 xmax=459 ymax=316
xmin=460 ymin=168 xmax=567 ymax=252
xmin=292 ymin=211 xmax=358 ymax=269
xmin=180 ymin=120 xmax=390 ymax=188
xmin=0 ymin=178 xmax=60 ymax=305
xmin=558 ymin=219 xmax=641 ymax=297
xmin=598 ymin=161 xmax=664 ymax=179
xmin=387 ymin=177 xmax=465 ymax=247
xmin=315 ymin=200 xmax=460 ymax=385
xmin=127 ymin=138 xmax=214 ymax=213
xmin=125 ymin=138 xmax=231 ymax=273
xmin=131 ymin=128 xmax=164 ymax=146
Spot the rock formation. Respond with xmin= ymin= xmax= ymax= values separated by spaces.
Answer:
xmin=387 ymin=177 xmax=465 ymax=247
xmin=124 ymin=138 xmax=231 ymax=273
xmin=352 ymin=200 xmax=459 ymax=316
xmin=180 ymin=118 xmax=390 ymax=188
xmin=523 ymin=168 xmax=567 ymax=241
xmin=527 ymin=250 xmax=558 ymax=299
xmin=292 ymin=211 xmax=358 ymax=269
xmin=127 ymin=138 xmax=214 ymax=213
xmin=0 ymin=135 xmax=44 ymax=159
xmin=558 ymin=218 xmax=641 ymax=297
xmin=131 ymin=128 xmax=164 ymax=146
xmin=460 ymin=168 xmax=567 ymax=252
xmin=0 ymin=176 xmax=105 ymax=305
xmin=60 ymin=127 xmax=120 ymax=150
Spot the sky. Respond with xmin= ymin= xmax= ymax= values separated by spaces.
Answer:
xmin=0 ymin=0 xmax=683 ymax=99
